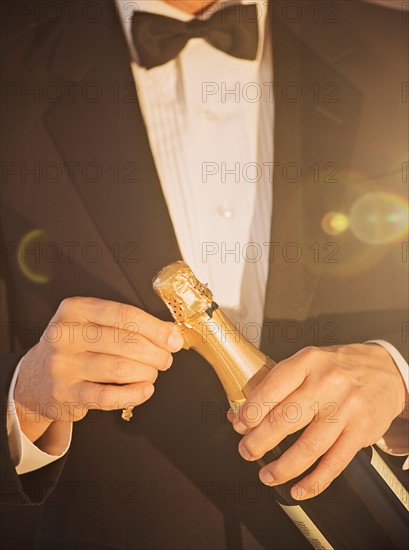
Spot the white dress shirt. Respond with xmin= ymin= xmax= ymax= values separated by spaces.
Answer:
xmin=7 ymin=0 xmax=409 ymax=474
xmin=124 ymin=0 xmax=273 ymax=333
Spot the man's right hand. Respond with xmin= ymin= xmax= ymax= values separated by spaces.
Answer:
xmin=14 ymin=297 xmax=185 ymax=444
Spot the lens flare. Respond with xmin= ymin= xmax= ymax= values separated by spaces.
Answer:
xmin=17 ymin=228 xmax=52 ymax=284
xmin=349 ymin=193 xmax=409 ymax=245
xmin=321 ymin=212 xmax=350 ymax=236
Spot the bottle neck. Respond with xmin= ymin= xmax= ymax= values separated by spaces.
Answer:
xmin=180 ymin=305 xmax=275 ymax=406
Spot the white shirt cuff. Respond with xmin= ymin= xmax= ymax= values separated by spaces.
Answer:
xmin=6 ymin=357 xmax=72 ymax=475
xmin=367 ymin=340 xmax=409 ymax=470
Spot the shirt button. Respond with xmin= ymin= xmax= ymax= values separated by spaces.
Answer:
xmin=218 ymin=206 xmax=234 ymax=219
xmin=203 ymin=109 xmax=218 ymax=122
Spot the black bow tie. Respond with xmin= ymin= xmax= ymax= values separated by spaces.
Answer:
xmin=131 ymin=3 xmax=259 ymax=70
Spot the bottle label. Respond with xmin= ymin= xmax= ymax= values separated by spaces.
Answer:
xmin=279 ymin=503 xmax=334 ymax=550
xmin=370 ymin=447 xmax=409 ymax=511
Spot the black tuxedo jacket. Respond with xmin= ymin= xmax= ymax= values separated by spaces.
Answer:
xmin=1 ymin=1 xmax=408 ymax=549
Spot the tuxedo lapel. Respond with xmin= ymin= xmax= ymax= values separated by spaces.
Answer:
xmin=45 ymin=0 xmax=181 ymax=316
xmin=264 ymin=7 xmax=362 ymax=322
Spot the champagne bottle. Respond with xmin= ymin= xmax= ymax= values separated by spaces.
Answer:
xmin=153 ymin=260 xmax=409 ymax=550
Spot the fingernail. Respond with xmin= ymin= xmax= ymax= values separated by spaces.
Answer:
xmin=144 ymin=384 xmax=155 ymax=399
xmin=233 ymin=421 xmax=248 ymax=434
xmin=167 ymin=331 xmax=184 ymax=351
xmin=238 ymin=442 xmax=253 ymax=461
xmin=259 ymin=470 xmax=276 ymax=485
xmin=291 ymin=484 xmax=307 ymax=500
xmin=166 ymin=355 xmax=174 ymax=370
xmin=226 ymin=409 xmax=235 ymax=423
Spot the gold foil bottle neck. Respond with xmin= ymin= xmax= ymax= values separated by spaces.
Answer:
xmin=153 ymin=261 xmax=275 ymax=406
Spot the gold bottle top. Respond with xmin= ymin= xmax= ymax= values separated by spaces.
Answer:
xmin=153 ymin=261 xmax=275 ymax=406
xmin=153 ymin=261 xmax=216 ymax=327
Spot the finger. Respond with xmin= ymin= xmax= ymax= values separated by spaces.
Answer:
xmin=78 ymin=325 xmax=173 ymax=371
xmin=75 ymin=352 xmax=159 ymax=385
xmin=233 ymin=350 xmax=311 ymax=433
xmin=258 ymin=417 xmax=345 ymax=488
xmin=78 ymin=380 xmax=155 ymax=411
xmin=289 ymin=431 xmax=359 ymax=500
xmin=238 ymin=388 xmax=320 ymax=461
xmin=55 ymin=297 xmax=184 ymax=352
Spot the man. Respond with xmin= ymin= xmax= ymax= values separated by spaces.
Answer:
xmin=1 ymin=0 xmax=408 ymax=548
